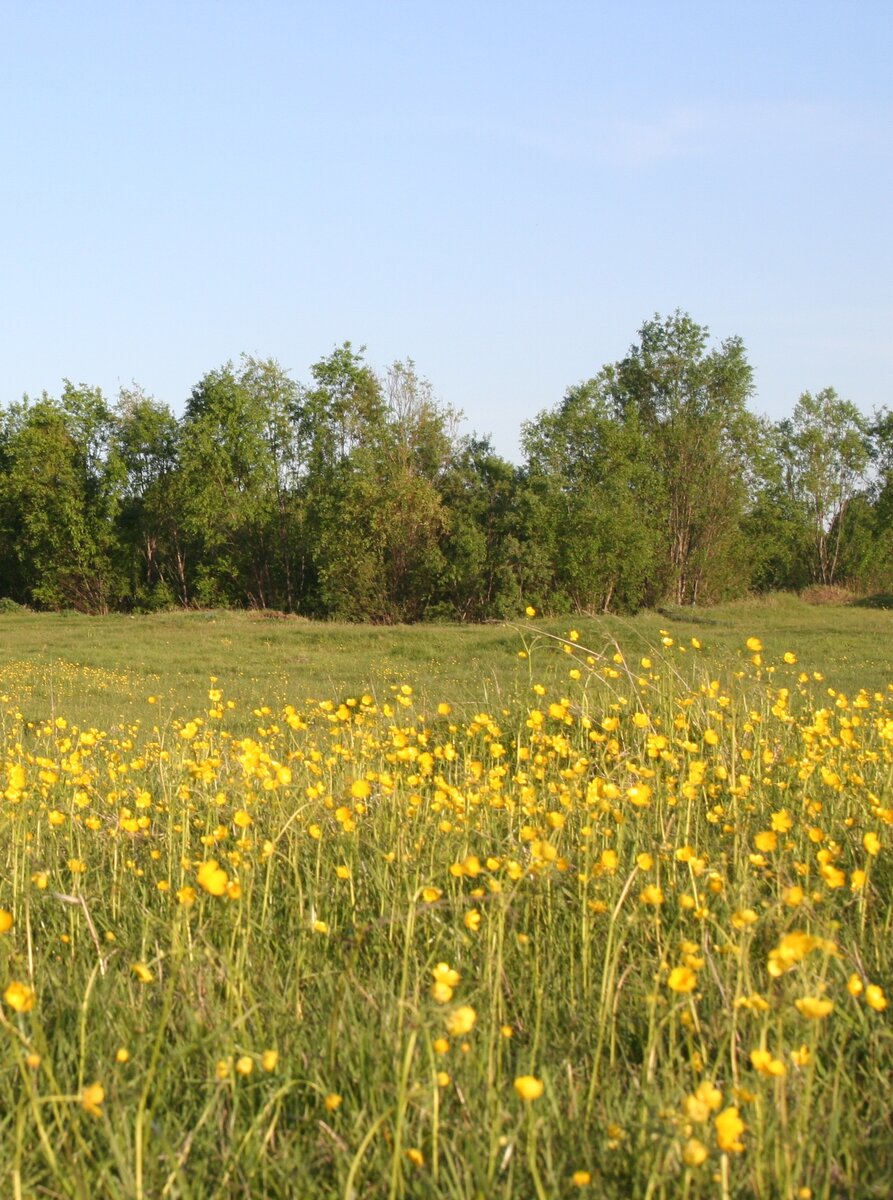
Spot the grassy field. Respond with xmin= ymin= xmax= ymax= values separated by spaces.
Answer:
xmin=0 ymin=597 xmax=891 ymax=1197
xmin=2 ymin=591 xmax=893 ymax=723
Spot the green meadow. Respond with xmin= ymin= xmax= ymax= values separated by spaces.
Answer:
xmin=0 ymin=598 xmax=891 ymax=1198
xmin=2 ymin=592 xmax=892 ymax=722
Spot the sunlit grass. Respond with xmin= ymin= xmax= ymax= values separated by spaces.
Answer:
xmin=0 ymin=605 xmax=891 ymax=1197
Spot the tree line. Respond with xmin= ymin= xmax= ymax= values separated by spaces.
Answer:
xmin=1 ymin=312 xmax=890 ymax=620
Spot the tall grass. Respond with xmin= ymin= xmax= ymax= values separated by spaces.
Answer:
xmin=0 ymin=608 xmax=891 ymax=1197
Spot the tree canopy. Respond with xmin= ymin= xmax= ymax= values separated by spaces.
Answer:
xmin=0 ymin=316 xmax=887 ymax=619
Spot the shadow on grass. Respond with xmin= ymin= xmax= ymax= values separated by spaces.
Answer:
xmin=655 ymin=606 xmax=723 ymax=626
xmin=851 ymin=593 xmax=893 ymax=610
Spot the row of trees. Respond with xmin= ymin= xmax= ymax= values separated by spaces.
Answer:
xmin=1 ymin=313 xmax=890 ymax=620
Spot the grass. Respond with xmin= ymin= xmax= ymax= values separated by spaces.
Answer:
xmin=0 ymin=597 xmax=891 ymax=1198
xmin=1 ymin=591 xmax=892 ymax=725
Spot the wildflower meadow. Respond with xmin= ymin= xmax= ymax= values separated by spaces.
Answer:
xmin=0 ymin=602 xmax=891 ymax=1198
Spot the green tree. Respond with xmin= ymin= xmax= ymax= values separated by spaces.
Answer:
xmin=0 ymin=386 xmax=124 ymax=611
xmin=311 ymin=358 xmax=452 ymax=622
xmin=113 ymin=386 xmax=184 ymax=607
xmin=178 ymin=357 xmax=300 ymax=608
xmin=438 ymin=437 xmax=524 ymax=620
xmin=291 ymin=343 xmax=386 ymax=614
xmin=740 ymin=418 xmax=813 ymax=593
xmin=610 ymin=312 xmax=757 ymax=605
xmin=778 ymin=388 xmax=872 ymax=586
xmin=521 ymin=313 xmax=757 ymax=612
xmin=522 ymin=380 xmax=656 ymax=612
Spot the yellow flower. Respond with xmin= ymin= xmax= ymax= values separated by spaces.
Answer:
xmin=464 ymin=909 xmax=481 ymax=932
xmin=640 ymin=884 xmax=664 ymax=906
xmin=865 ymin=985 xmax=888 ymax=1012
xmin=684 ymin=1081 xmax=723 ymax=1123
xmin=847 ymin=974 xmax=864 ymax=996
xmin=863 ymin=831 xmax=881 ymax=856
xmin=431 ymin=981 xmax=454 ymax=1004
xmin=746 ymin=637 xmax=763 ymax=653
xmin=783 ymin=651 xmax=797 ymax=664
xmin=324 ymin=1093 xmax=342 ymax=1111
xmin=80 ymin=1082 xmax=105 ymax=1118
xmin=115 ymin=1047 xmax=130 ymax=1063
xmin=749 ymin=1048 xmax=785 ymax=1077
xmin=446 ymin=1005 xmax=477 ymax=1037
xmin=735 ymin=993 xmax=770 ymax=1013
xmin=636 ymin=852 xmax=654 ymax=871
xmin=571 ymin=1169 xmax=592 ymax=1185
xmin=513 ymin=1074 xmax=545 ymax=1101
xmin=767 ymin=931 xmax=833 ymax=977
xmin=795 ymin=996 xmax=834 ymax=1019
xmin=714 ymin=1106 xmax=746 ymax=1153
xmin=235 ymin=1055 xmax=254 ymax=1076
xmin=600 ymin=848 xmax=618 ymax=872
xmin=731 ymin=908 xmax=758 ymax=929
xmin=667 ymin=966 xmax=697 ymax=994
xmin=196 ymin=859 xmax=228 ymax=896
xmin=627 ymin=783 xmax=652 ymax=807
xmin=682 ymin=1138 xmax=708 ymax=1166
xmin=0 ymin=909 xmax=12 ymax=933
xmin=262 ymin=1049 xmax=279 ymax=1072
xmin=131 ymin=962 xmax=154 ymax=984
xmin=405 ymin=1148 xmax=424 ymax=1167
xmin=3 ymin=981 xmax=36 ymax=1013
xmin=420 ymin=886 xmax=442 ymax=904
xmin=525 ymin=606 xmax=536 ymax=618
xmin=771 ymin=809 xmax=793 ymax=832
xmin=432 ymin=962 xmax=460 ymax=991
xmin=436 ymin=1070 xmax=451 ymax=1087
xmin=790 ymin=1044 xmax=811 ymax=1068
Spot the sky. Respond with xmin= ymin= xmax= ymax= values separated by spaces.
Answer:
xmin=1 ymin=0 xmax=890 ymax=461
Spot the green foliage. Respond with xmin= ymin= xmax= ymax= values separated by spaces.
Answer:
xmin=610 ymin=313 xmax=757 ymax=604
xmin=522 ymin=380 xmax=656 ymax=612
xmin=0 ymin=319 xmax=889 ymax=618
xmin=438 ymin=437 xmax=524 ymax=620
xmin=0 ymin=390 xmax=125 ymax=612
xmin=311 ymin=358 xmax=452 ymax=622
xmin=779 ymin=388 xmax=873 ymax=586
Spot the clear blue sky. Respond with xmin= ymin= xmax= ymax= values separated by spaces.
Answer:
xmin=1 ymin=1 xmax=890 ymax=460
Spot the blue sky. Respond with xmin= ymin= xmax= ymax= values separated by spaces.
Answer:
xmin=1 ymin=1 xmax=890 ymax=460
